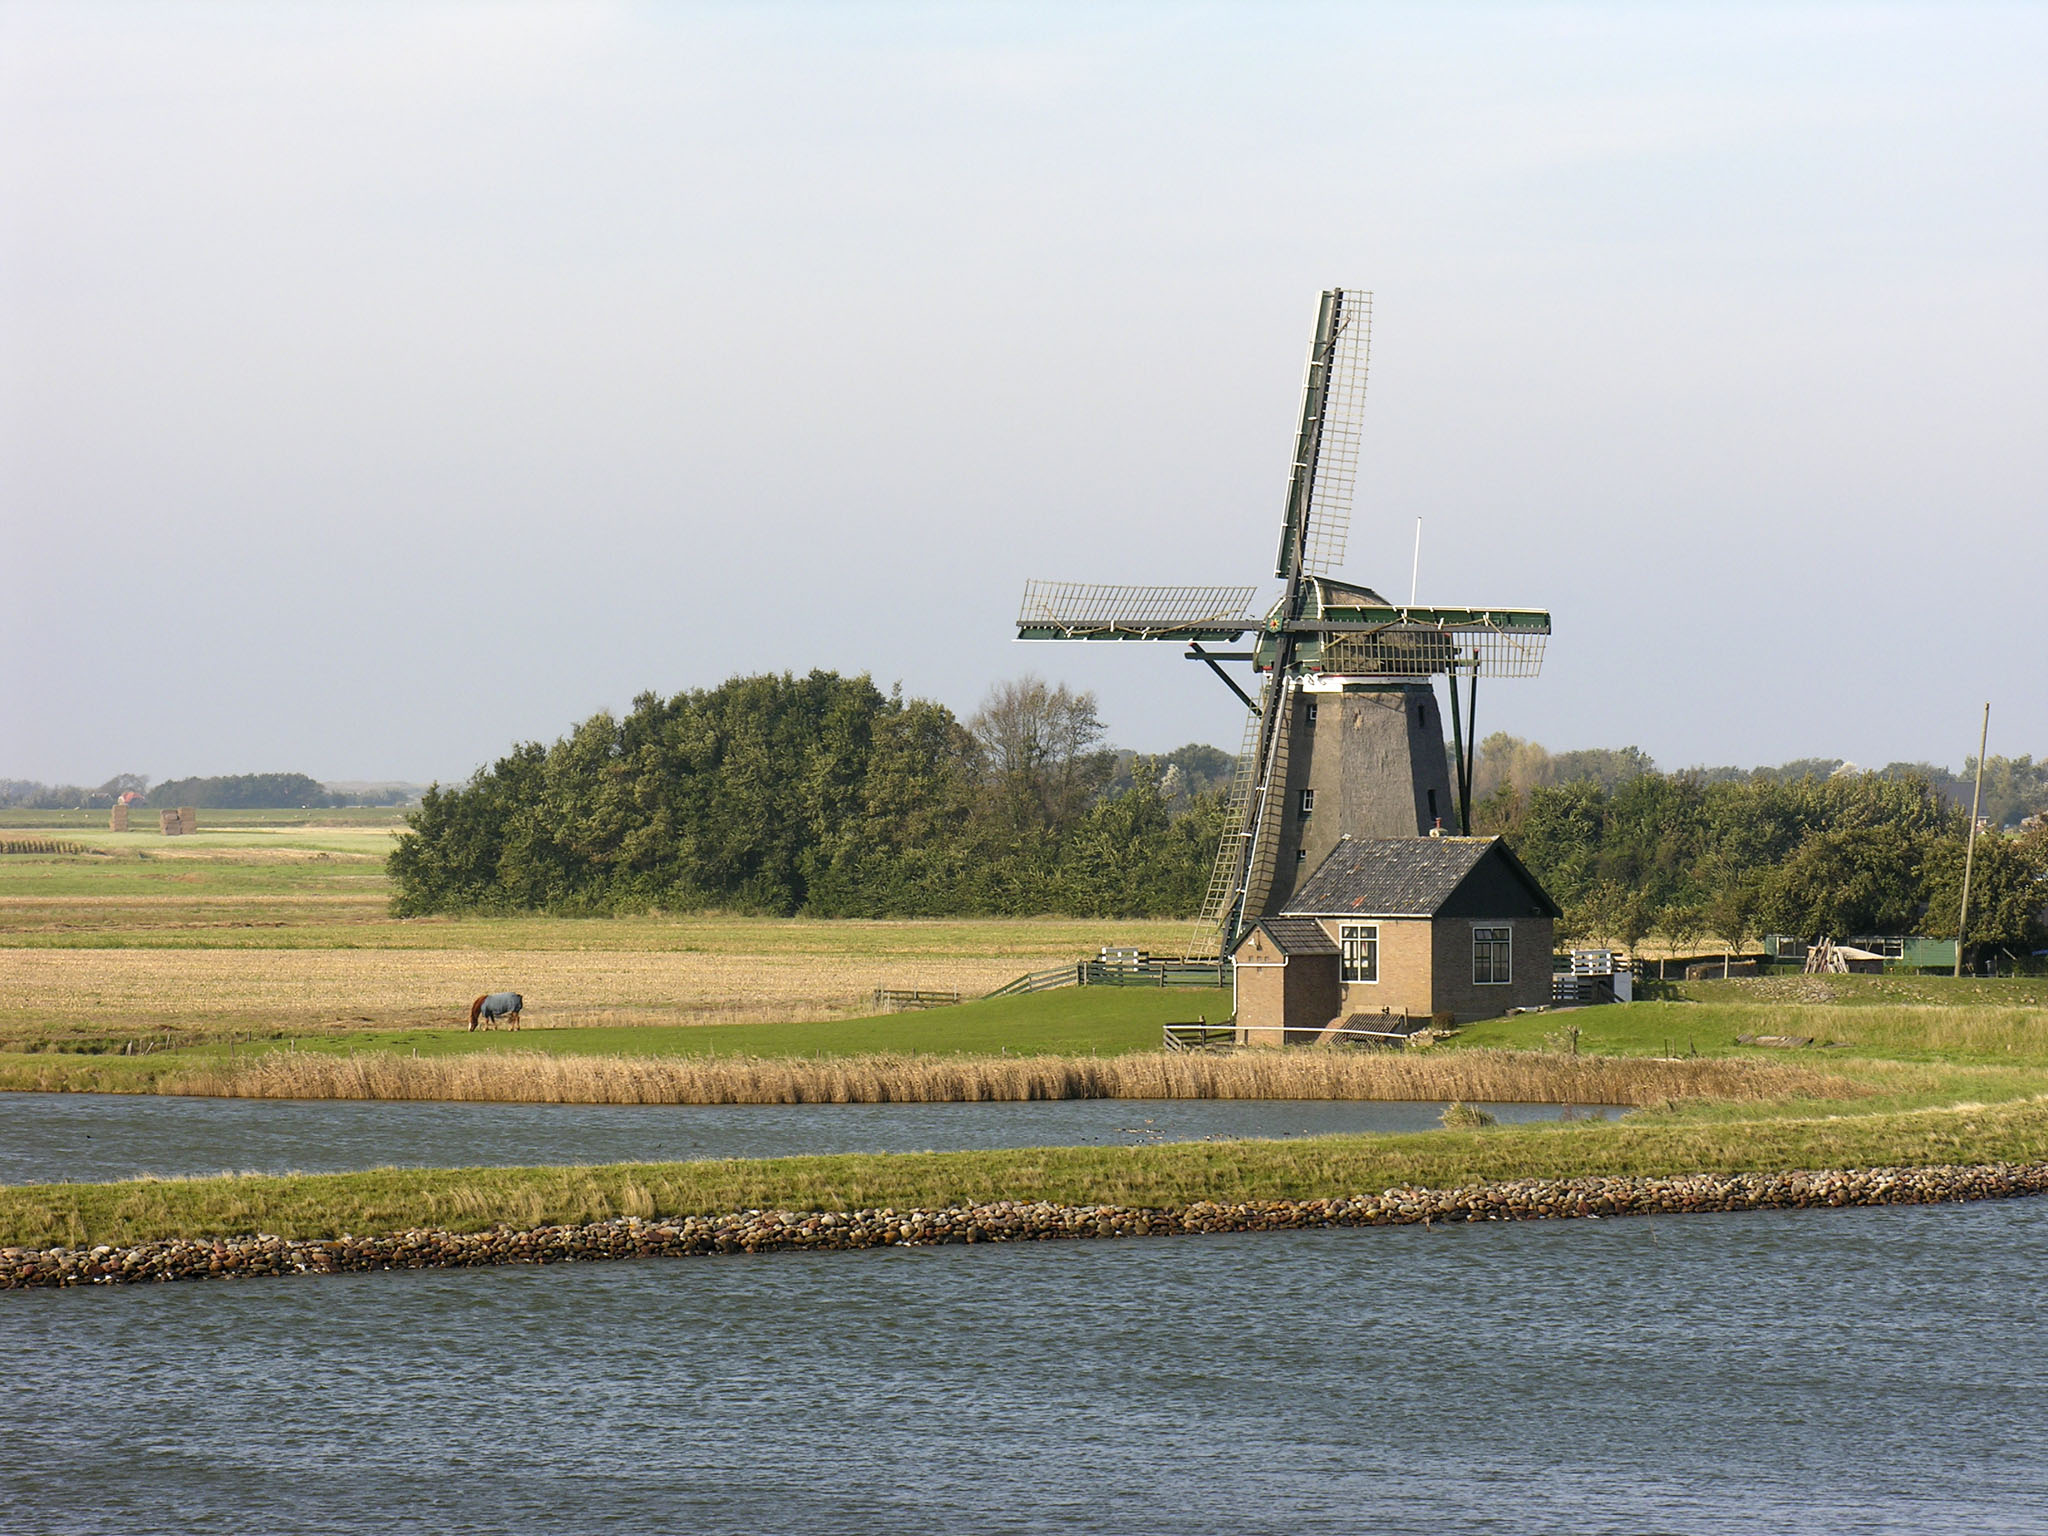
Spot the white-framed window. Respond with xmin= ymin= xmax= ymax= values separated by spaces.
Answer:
xmin=1306 ymin=700 xmax=1318 ymax=724
xmin=1295 ymin=847 xmax=1306 ymax=863
xmin=1299 ymin=788 xmax=1315 ymax=816
xmin=1473 ymin=925 xmax=1512 ymax=985
xmin=1340 ymin=923 xmax=1378 ymax=983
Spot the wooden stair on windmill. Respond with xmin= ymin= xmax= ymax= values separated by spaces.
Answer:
xmin=1236 ymin=683 xmax=1295 ymax=924
xmin=1186 ymin=704 xmax=1266 ymax=960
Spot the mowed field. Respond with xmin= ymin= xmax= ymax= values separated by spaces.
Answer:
xmin=0 ymin=812 xmax=1190 ymax=1047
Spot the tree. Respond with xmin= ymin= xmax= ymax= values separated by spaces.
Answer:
xmin=1512 ymin=780 xmax=1608 ymax=911
xmin=969 ymin=676 xmax=1114 ymax=837
xmin=1704 ymin=871 xmax=1761 ymax=976
xmin=1471 ymin=782 xmax=1524 ymax=837
xmin=385 ymin=667 xmax=1231 ymax=920
xmin=1596 ymin=880 xmax=1664 ymax=960
xmin=149 ymin=773 xmax=338 ymax=809
xmin=1922 ymin=829 xmax=2048 ymax=962
xmin=1756 ymin=824 xmax=1927 ymax=939
xmin=1660 ymin=901 xmax=1707 ymax=980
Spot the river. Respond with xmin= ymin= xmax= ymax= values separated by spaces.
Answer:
xmin=0 ymin=1092 xmax=1612 ymax=1184
xmin=5 ymin=1196 xmax=2045 ymax=1532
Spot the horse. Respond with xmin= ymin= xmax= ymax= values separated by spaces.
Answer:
xmin=469 ymin=992 xmax=524 ymax=1031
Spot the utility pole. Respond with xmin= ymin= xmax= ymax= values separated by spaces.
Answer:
xmin=1954 ymin=702 xmax=1989 ymax=979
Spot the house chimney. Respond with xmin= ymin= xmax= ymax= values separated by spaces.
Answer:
xmin=1429 ymin=819 xmax=1445 ymax=838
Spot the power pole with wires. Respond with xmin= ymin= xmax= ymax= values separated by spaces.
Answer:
xmin=1954 ymin=702 xmax=1990 ymax=980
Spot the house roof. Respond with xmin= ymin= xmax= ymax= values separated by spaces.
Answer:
xmin=1281 ymin=836 xmax=1560 ymax=919
xmin=1231 ymin=915 xmax=1340 ymax=958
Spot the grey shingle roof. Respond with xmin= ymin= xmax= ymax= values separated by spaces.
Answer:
xmin=1282 ymin=837 xmax=1500 ymax=917
xmin=1238 ymin=915 xmax=1339 ymax=956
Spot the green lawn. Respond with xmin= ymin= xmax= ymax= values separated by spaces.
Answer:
xmin=264 ymin=984 xmax=1212 ymax=1059
xmin=1458 ymin=992 xmax=2048 ymax=1067
xmin=343 ymin=985 xmax=1218 ymax=1058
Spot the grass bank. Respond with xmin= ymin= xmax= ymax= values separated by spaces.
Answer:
xmin=9 ymin=1096 xmax=2045 ymax=1251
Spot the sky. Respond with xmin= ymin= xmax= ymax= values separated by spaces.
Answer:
xmin=3 ymin=2 xmax=2043 ymax=787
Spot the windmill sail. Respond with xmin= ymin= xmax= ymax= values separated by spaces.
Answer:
xmin=1016 ymin=582 xmax=1263 ymax=640
xmin=1011 ymin=286 xmax=1550 ymax=963
xmin=1275 ymin=289 xmax=1371 ymax=583
xmin=1192 ymin=288 xmax=1371 ymax=955
xmin=1299 ymin=291 xmax=1369 ymax=578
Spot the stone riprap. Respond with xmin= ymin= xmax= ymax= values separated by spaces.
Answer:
xmin=7 ymin=1162 xmax=2046 ymax=1290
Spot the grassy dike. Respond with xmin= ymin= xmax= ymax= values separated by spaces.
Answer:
xmin=9 ymin=1096 xmax=2048 ymax=1252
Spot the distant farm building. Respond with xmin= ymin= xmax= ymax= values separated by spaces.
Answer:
xmin=1763 ymin=934 xmax=1959 ymax=971
xmin=1229 ymin=836 xmax=1559 ymax=1043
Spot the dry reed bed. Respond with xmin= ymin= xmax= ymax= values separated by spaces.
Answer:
xmin=164 ymin=1047 xmax=1857 ymax=1107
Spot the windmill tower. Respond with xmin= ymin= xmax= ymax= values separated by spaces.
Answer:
xmin=1015 ymin=288 xmax=1551 ymax=956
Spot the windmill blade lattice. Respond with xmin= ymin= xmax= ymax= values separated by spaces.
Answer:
xmin=1298 ymin=290 xmax=1370 ymax=578
xmin=1312 ymin=611 xmax=1550 ymax=679
xmin=1016 ymin=581 xmax=1265 ymax=639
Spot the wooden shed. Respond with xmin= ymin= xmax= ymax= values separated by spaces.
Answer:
xmin=1230 ymin=836 xmax=1559 ymax=1043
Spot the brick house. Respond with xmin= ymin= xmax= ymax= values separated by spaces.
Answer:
xmin=1229 ymin=836 xmax=1559 ymax=1044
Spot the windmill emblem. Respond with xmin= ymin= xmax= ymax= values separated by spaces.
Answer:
xmin=1016 ymin=289 xmax=1551 ymax=957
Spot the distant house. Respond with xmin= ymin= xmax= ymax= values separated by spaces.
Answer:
xmin=1229 ymin=836 xmax=1560 ymax=1044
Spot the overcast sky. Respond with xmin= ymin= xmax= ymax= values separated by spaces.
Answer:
xmin=3 ymin=3 xmax=2042 ymax=787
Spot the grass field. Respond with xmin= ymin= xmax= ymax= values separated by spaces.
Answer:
xmin=7 ymin=807 xmax=2048 ymax=1252
xmin=1457 ymin=992 xmax=2048 ymax=1065
xmin=0 ymin=816 xmax=1192 ymax=1044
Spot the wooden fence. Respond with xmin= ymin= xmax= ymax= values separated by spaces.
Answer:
xmin=981 ymin=964 xmax=1088 ymax=999
xmin=1162 ymin=1020 xmax=1236 ymax=1052
xmin=981 ymin=959 xmax=1232 ymax=999
xmin=871 ymin=987 xmax=964 ymax=1012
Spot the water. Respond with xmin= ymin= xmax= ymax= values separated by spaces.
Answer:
xmin=6 ymin=1197 xmax=2047 ymax=1532
xmin=0 ymin=1093 xmax=1611 ymax=1184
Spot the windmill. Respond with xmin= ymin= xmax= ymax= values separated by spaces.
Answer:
xmin=1015 ymin=288 xmax=1551 ymax=957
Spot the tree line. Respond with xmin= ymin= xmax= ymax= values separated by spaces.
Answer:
xmin=0 ymin=773 xmax=411 ymax=810
xmin=1479 ymin=765 xmax=2048 ymax=963
xmin=1475 ymin=731 xmax=2048 ymax=830
xmin=389 ymin=672 xmax=1226 ymax=919
xmin=387 ymin=670 xmax=2047 ymax=962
